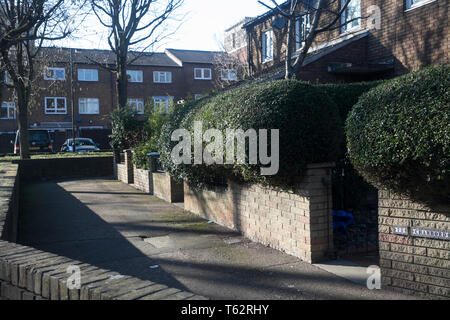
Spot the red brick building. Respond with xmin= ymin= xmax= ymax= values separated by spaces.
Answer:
xmin=238 ymin=0 xmax=448 ymax=82
xmin=0 ymin=48 xmax=233 ymax=152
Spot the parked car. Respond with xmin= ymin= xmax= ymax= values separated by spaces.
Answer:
xmin=12 ymin=129 xmax=53 ymax=154
xmin=60 ymin=138 xmax=100 ymax=152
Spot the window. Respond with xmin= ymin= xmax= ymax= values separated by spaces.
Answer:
xmin=126 ymin=70 xmax=143 ymax=83
xmin=194 ymin=68 xmax=212 ymax=80
xmin=220 ymin=69 xmax=238 ymax=81
xmin=1 ymin=102 xmax=15 ymax=119
xmin=341 ymin=0 xmax=361 ymax=33
xmin=153 ymin=71 xmax=172 ymax=83
xmin=78 ymin=69 xmax=99 ymax=82
xmin=45 ymin=97 xmax=67 ymax=114
xmin=406 ymin=0 xmax=434 ymax=9
xmin=79 ymin=98 xmax=100 ymax=114
xmin=127 ymin=98 xmax=145 ymax=114
xmin=44 ymin=67 xmax=65 ymax=80
xmin=153 ymin=96 xmax=173 ymax=113
xmin=262 ymin=29 xmax=274 ymax=62
xmin=295 ymin=14 xmax=311 ymax=51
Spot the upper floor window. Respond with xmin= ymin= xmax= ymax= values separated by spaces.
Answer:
xmin=126 ymin=70 xmax=143 ymax=83
xmin=78 ymin=69 xmax=99 ymax=82
xmin=44 ymin=67 xmax=65 ymax=81
xmin=406 ymin=0 xmax=433 ymax=9
xmin=79 ymin=98 xmax=100 ymax=114
xmin=1 ymin=102 xmax=15 ymax=119
xmin=295 ymin=14 xmax=311 ymax=51
xmin=341 ymin=0 xmax=361 ymax=33
xmin=45 ymin=97 xmax=67 ymax=114
xmin=220 ymin=69 xmax=238 ymax=81
xmin=262 ymin=29 xmax=274 ymax=63
xmin=153 ymin=96 xmax=173 ymax=113
xmin=153 ymin=71 xmax=172 ymax=83
xmin=194 ymin=68 xmax=212 ymax=80
xmin=127 ymin=98 xmax=145 ymax=114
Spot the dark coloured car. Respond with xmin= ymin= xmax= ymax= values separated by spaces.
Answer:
xmin=13 ymin=129 xmax=53 ymax=154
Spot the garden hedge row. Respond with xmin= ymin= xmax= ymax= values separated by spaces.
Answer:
xmin=159 ymin=80 xmax=343 ymax=189
xmin=346 ymin=64 xmax=450 ymax=204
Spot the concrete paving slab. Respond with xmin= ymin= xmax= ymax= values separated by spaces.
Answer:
xmin=314 ymin=260 xmax=372 ymax=286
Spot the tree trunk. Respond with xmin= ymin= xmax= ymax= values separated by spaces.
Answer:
xmin=116 ymin=54 xmax=128 ymax=109
xmin=17 ymin=87 xmax=30 ymax=159
xmin=285 ymin=17 xmax=294 ymax=79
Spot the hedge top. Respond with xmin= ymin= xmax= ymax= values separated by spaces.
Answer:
xmin=159 ymin=79 xmax=343 ymax=190
xmin=346 ymin=64 xmax=450 ymax=204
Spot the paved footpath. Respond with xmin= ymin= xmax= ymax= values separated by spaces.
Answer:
xmin=19 ymin=178 xmax=420 ymax=300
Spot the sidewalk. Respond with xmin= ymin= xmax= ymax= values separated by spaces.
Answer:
xmin=18 ymin=178 xmax=420 ymax=300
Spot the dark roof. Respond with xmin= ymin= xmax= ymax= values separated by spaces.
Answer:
xmin=38 ymin=47 xmax=181 ymax=67
xmin=165 ymin=49 xmax=225 ymax=64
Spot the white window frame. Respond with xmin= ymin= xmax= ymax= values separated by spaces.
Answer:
xmin=153 ymin=71 xmax=172 ymax=83
xmin=295 ymin=14 xmax=311 ymax=51
xmin=262 ymin=29 xmax=274 ymax=63
xmin=79 ymin=98 xmax=100 ymax=115
xmin=153 ymin=96 xmax=174 ymax=113
xmin=406 ymin=0 xmax=436 ymax=10
xmin=45 ymin=97 xmax=67 ymax=114
xmin=78 ymin=69 xmax=99 ymax=82
xmin=4 ymin=72 xmax=13 ymax=85
xmin=1 ymin=102 xmax=16 ymax=119
xmin=194 ymin=68 xmax=212 ymax=80
xmin=127 ymin=98 xmax=145 ymax=114
xmin=44 ymin=67 xmax=66 ymax=81
xmin=220 ymin=69 xmax=238 ymax=81
xmin=340 ymin=0 xmax=361 ymax=34
xmin=126 ymin=70 xmax=144 ymax=83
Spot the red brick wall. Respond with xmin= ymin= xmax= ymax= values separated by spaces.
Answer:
xmin=378 ymin=190 xmax=450 ymax=299
xmin=246 ymin=0 xmax=449 ymax=80
xmin=184 ymin=163 xmax=335 ymax=263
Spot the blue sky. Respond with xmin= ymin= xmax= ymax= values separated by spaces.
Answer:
xmin=59 ymin=0 xmax=269 ymax=52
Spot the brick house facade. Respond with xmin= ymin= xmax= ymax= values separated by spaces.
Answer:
xmin=240 ymin=0 xmax=448 ymax=82
xmin=0 ymin=48 xmax=232 ymax=152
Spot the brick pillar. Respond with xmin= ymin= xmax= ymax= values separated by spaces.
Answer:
xmin=303 ymin=163 xmax=335 ymax=263
xmin=124 ymin=149 xmax=134 ymax=184
xmin=112 ymin=149 xmax=120 ymax=180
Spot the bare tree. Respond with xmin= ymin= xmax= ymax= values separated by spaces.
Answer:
xmin=90 ymin=0 xmax=184 ymax=110
xmin=0 ymin=0 xmax=85 ymax=159
xmin=258 ymin=0 xmax=364 ymax=79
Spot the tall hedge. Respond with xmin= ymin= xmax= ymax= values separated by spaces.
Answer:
xmin=346 ymin=64 xmax=450 ymax=204
xmin=159 ymin=80 xmax=343 ymax=189
xmin=318 ymin=81 xmax=382 ymax=121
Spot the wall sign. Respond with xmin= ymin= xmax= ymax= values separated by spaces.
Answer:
xmin=394 ymin=226 xmax=449 ymax=241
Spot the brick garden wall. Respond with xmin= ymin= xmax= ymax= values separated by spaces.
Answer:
xmin=184 ymin=163 xmax=334 ymax=263
xmin=133 ymin=166 xmax=153 ymax=194
xmin=378 ymin=190 xmax=450 ymax=299
xmin=153 ymin=172 xmax=184 ymax=203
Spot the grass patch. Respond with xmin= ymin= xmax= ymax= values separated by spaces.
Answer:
xmin=0 ymin=151 xmax=113 ymax=161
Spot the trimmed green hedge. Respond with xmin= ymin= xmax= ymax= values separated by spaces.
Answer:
xmin=346 ymin=65 xmax=450 ymax=204
xmin=318 ymin=81 xmax=382 ymax=121
xmin=159 ymin=80 xmax=343 ymax=189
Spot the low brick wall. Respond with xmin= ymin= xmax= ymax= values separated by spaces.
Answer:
xmin=116 ymin=150 xmax=133 ymax=184
xmin=133 ymin=166 xmax=153 ymax=194
xmin=379 ymin=190 xmax=450 ymax=299
xmin=13 ymin=156 xmax=113 ymax=182
xmin=184 ymin=163 xmax=334 ymax=263
xmin=153 ymin=172 xmax=184 ymax=203
xmin=0 ymin=164 xmax=19 ymax=242
xmin=0 ymin=162 xmax=205 ymax=300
